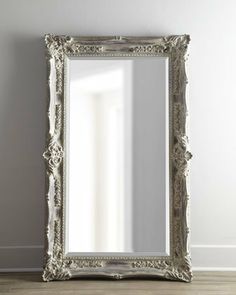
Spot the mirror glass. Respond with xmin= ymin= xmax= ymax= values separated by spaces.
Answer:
xmin=65 ymin=57 xmax=169 ymax=256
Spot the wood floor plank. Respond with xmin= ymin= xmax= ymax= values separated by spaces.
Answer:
xmin=0 ymin=272 xmax=235 ymax=295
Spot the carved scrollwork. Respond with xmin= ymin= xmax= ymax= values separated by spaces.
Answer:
xmin=42 ymin=246 xmax=71 ymax=282
xmin=66 ymin=260 xmax=103 ymax=269
xmin=172 ymin=101 xmax=192 ymax=213
xmin=131 ymin=44 xmax=167 ymax=54
xmin=130 ymin=35 xmax=190 ymax=55
xmin=164 ymin=264 xmax=192 ymax=282
xmin=165 ymin=255 xmax=192 ymax=282
xmin=132 ymin=257 xmax=192 ymax=282
xmin=64 ymin=43 xmax=103 ymax=54
xmin=45 ymin=35 xmax=69 ymax=94
xmin=170 ymin=99 xmax=192 ymax=282
xmin=43 ymin=220 xmax=71 ymax=282
xmin=45 ymin=34 xmax=103 ymax=94
xmin=172 ymin=136 xmax=192 ymax=174
xmin=172 ymin=101 xmax=192 ymax=211
xmin=132 ymin=260 xmax=171 ymax=269
xmin=43 ymin=138 xmax=64 ymax=173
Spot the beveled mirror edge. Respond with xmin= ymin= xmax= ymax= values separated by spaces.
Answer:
xmin=42 ymin=34 xmax=192 ymax=282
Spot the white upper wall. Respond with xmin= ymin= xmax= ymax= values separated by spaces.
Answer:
xmin=0 ymin=0 xmax=235 ymax=270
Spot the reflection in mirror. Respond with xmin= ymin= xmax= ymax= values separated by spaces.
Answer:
xmin=65 ymin=58 xmax=169 ymax=256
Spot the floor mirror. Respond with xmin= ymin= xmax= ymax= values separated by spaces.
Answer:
xmin=42 ymin=34 xmax=192 ymax=282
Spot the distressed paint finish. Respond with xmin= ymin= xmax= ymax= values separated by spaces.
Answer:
xmin=42 ymin=35 xmax=192 ymax=282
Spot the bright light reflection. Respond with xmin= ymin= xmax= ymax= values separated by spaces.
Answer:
xmin=67 ymin=61 xmax=133 ymax=253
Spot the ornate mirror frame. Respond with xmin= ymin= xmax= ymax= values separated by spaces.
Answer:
xmin=42 ymin=34 xmax=192 ymax=282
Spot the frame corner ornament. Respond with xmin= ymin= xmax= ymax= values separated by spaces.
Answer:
xmin=130 ymin=34 xmax=190 ymax=55
xmin=42 ymin=251 xmax=71 ymax=282
xmin=45 ymin=34 xmax=104 ymax=93
xmin=43 ymin=34 xmax=192 ymax=282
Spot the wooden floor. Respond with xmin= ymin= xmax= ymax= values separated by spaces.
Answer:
xmin=0 ymin=272 xmax=235 ymax=295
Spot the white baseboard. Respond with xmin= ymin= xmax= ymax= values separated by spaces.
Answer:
xmin=191 ymin=245 xmax=236 ymax=270
xmin=0 ymin=268 xmax=42 ymax=272
xmin=193 ymin=267 xmax=236 ymax=271
xmin=0 ymin=244 xmax=235 ymax=272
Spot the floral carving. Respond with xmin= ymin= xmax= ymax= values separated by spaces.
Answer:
xmin=42 ymin=219 xmax=71 ymax=281
xmin=164 ymin=265 xmax=192 ymax=282
xmin=45 ymin=35 xmax=68 ymax=93
xmin=65 ymin=43 xmax=103 ymax=54
xmin=132 ymin=258 xmax=192 ymax=282
xmin=43 ymin=139 xmax=64 ymax=173
xmin=42 ymin=245 xmax=71 ymax=282
xmin=131 ymin=44 xmax=167 ymax=54
xmin=42 ymin=215 xmax=73 ymax=282
xmin=132 ymin=260 xmax=171 ymax=269
xmin=130 ymin=35 xmax=190 ymax=55
xmin=66 ymin=260 xmax=103 ymax=269
xmin=172 ymin=136 xmax=192 ymax=173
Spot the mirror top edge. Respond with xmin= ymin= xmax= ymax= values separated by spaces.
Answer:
xmin=44 ymin=34 xmax=190 ymax=41
xmin=45 ymin=34 xmax=190 ymax=58
xmin=44 ymin=34 xmax=190 ymax=50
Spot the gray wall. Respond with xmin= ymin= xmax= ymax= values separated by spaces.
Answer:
xmin=132 ymin=59 xmax=168 ymax=253
xmin=0 ymin=0 xmax=236 ymax=270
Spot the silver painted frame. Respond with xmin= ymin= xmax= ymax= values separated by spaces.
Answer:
xmin=42 ymin=35 xmax=192 ymax=282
